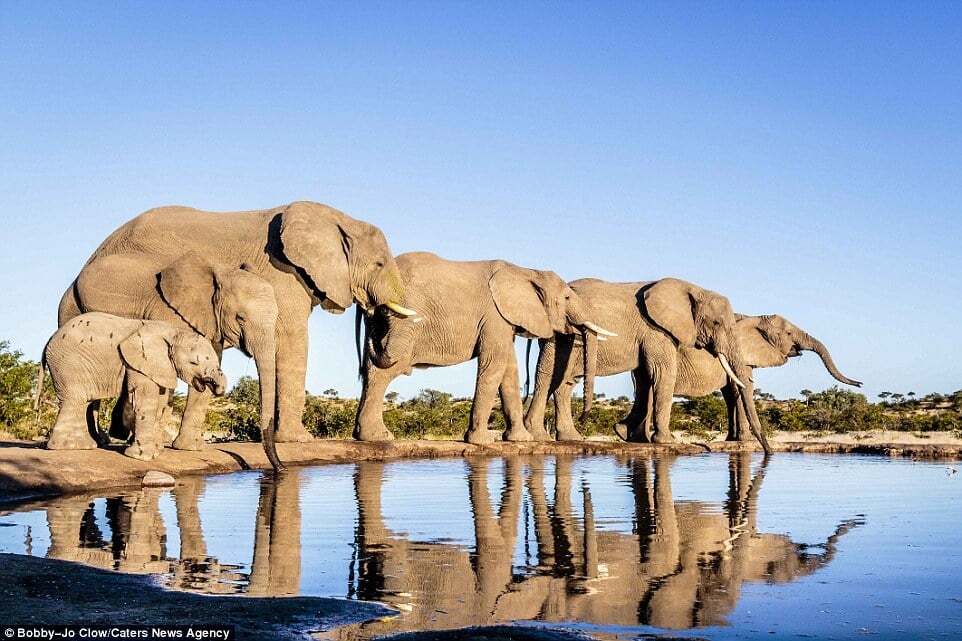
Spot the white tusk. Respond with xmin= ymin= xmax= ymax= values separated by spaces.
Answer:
xmin=718 ymin=354 xmax=745 ymax=389
xmin=597 ymin=335 xmax=608 ymax=342
xmin=583 ymin=321 xmax=617 ymax=337
xmin=385 ymin=301 xmax=417 ymax=317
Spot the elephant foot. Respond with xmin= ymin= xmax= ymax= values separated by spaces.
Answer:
xmin=527 ymin=426 xmax=553 ymax=442
xmin=556 ymin=428 xmax=584 ymax=442
xmin=172 ymin=433 xmax=205 ymax=451
xmin=466 ymin=429 xmax=501 ymax=445
xmin=353 ymin=424 xmax=395 ymax=442
xmin=652 ymin=431 xmax=675 ymax=444
xmin=503 ymin=428 xmax=534 ymax=442
xmin=124 ymin=442 xmax=162 ymax=462
xmin=275 ymin=423 xmax=314 ymax=443
xmin=46 ymin=429 xmax=98 ymax=451
xmin=614 ymin=423 xmax=648 ymax=443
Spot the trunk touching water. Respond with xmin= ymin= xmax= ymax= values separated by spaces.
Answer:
xmin=251 ymin=330 xmax=284 ymax=471
xmin=799 ymin=333 xmax=863 ymax=387
xmin=733 ymin=362 xmax=771 ymax=455
xmin=580 ymin=330 xmax=597 ymax=422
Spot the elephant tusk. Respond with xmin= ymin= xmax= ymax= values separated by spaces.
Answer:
xmin=385 ymin=301 xmax=418 ymax=317
xmin=597 ymin=335 xmax=608 ymax=342
xmin=718 ymin=354 xmax=746 ymax=389
xmin=583 ymin=321 xmax=617 ymax=337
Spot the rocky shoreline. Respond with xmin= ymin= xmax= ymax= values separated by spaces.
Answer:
xmin=1 ymin=434 xmax=960 ymax=505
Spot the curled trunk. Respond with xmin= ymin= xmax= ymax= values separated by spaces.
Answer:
xmin=580 ymin=330 xmax=597 ymax=422
xmin=251 ymin=330 xmax=284 ymax=471
xmin=799 ymin=333 xmax=862 ymax=387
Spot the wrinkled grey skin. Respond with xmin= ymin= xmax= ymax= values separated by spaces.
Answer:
xmin=58 ymin=201 xmax=408 ymax=460
xmin=529 ymin=312 xmax=861 ymax=443
xmin=41 ymin=312 xmax=225 ymax=461
xmin=524 ymin=278 xmax=770 ymax=452
xmin=355 ymin=252 xmax=611 ymax=444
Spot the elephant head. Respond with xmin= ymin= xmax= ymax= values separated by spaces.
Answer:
xmin=490 ymin=266 xmax=614 ymax=415
xmin=278 ymin=201 xmax=413 ymax=316
xmin=169 ymin=330 xmax=228 ymax=396
xmin=735 ymin=314 xmax=862 ymax=387
xmin=642 ymin=278 xmax=771 ymax=453
xmin=158 ymin=252 xmax=284 ymax=469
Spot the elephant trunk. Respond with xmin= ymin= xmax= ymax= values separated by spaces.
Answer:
xmin=580 ymin=330 xmax=597 ymax=422
xmin=355 ymin=306 xmax=366 ymax=380
xmin=250 ymin=329 xmax=284 ymax=471
xmin=523 ymin=339 xmax=533 ymax=402
xmin=798 ymin=333 xmax=863 ymax=387
xmin=737 ymin=375 xmax=772 ymax=455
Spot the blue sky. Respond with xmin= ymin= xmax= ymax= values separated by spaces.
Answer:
xmin=1 ymin=2 xmax=960 ymax=401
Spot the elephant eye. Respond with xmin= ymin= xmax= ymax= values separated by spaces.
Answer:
xmin=375 ymin=260 xmax=384 ymax=269
xmin=236 ymin=314 xmax=246 ymax=323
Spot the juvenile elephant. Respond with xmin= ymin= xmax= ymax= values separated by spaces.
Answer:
xmin=355 ymin=252 xmax=614 ymax=444
xmin=59 ymin=201 xmax=413 ymax=451
xmin=73 ymin=251 xmax=282 ymax=460
xmin=42 ymin=312 xmax=226 ymax=461
xmin=524 ymin=278 xmax=770 ymax=452
xmin=528 ymin=312 xmax=861 ymax=443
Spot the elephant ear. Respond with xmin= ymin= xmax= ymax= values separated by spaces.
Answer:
xmin=279 ymin=201 xmax=353 ymax=311
xmin=643 ymin=278 xmax=697 ymax=347
xmin=119 ymin=325 xmax=178 ymax=390
xmin=158 ymin=252 xmax=220 ymax=340
xmin=489 ymin=266 xmax=553 ymax=339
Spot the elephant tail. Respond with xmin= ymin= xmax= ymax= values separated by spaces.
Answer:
xmin=523 ymin=339 xmax=533 ymax=403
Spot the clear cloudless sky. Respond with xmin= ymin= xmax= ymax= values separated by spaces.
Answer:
xmin=1 ymin=2 xmax=960 ymax=402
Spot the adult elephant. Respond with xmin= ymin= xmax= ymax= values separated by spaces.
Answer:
xmin=59 ymin=201 xmax=413 ymax=454
xmin=524 ymin=278 xmax=770 ymax=452
xmin=671 ymin=313 xmax=861 ymax=441
xmin=354 ymin=252 xmax=614 ymax=444
xmin=529 ymin=312 xmax=861 ymax=443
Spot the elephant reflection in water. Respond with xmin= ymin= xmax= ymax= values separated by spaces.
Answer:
xmin=42 ymin=471 xmax=303 ymax=597
xmin=350 ymin=457 xmax=524 ymax=635
xmin=45 ymin=488 xmax=168 ymax=574
xmin=343 ymin=454 xmax=861 ymax=638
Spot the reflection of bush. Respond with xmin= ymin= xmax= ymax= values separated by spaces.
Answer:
xmin=5 ymin=337 xmax=962 ymax=442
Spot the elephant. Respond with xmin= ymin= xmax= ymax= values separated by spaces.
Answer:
xmin=523 ymin=278 xmax=770 ymax=450
xmin=354 ymin=252 xmax=614 ymax=444
xmin=58 ymin=201 xmax=414 ymax=456
xmin=339 ymin=453 xmax=859 ymax=638
xmin=530 ymin=312 xmax=862 ymax=443
xmin=40 ymin=312 xmax=226 ymax=461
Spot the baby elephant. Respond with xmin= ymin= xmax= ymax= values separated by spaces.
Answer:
xmin=42 ymin=312 xmax=226 ymax=461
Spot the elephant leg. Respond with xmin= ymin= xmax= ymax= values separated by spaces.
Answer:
xmin=466 ymin=347 xmax=507 ymax=445
xmin=109 ymin=386 xmax=133 ymax=442
xmin=158 ymin=389 xmax=177 ymax=447
xmin=615 ymin=368 xmax=651 ymax=442
xmin=554 ymin=381 xmax=583 ymax=441
xmin=523 ymin=341 xmax=553 ymax=441
xmin=273 ymin=320 xmax=313 ymax=443
xmin=173 ymin=386 xmax=211 ymax=451
xmin=47 ymin=398 xmax=98 ymax=450
xmin=722 ymin=384 xmax=741 ymax=441
xmin=524 ymin=337 xmax=573 ymax=441
xmin=649 ymin=363 xmax=677 ymax=444
xmin=124 ymin=377 xmax=163 ymax=461
xmin=354 ymin=362 xmax=400 ymax=441
xmin=500 ymin=347 xmax=532 ymax=442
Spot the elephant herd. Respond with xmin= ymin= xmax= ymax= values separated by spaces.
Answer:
xmin=42 ymin=200 xmax=861 ymax=464
xmin=29 ymin=453 xmax=860 ymax=633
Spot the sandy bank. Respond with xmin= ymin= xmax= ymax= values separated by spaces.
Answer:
xmin=1 ymin=433 xmax=960 ymax=504
xmin=0 ymin=553 xmax=388 ymax=640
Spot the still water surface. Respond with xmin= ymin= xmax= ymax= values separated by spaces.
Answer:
xmin=1 ymin=453 xmax=960 ymax=639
